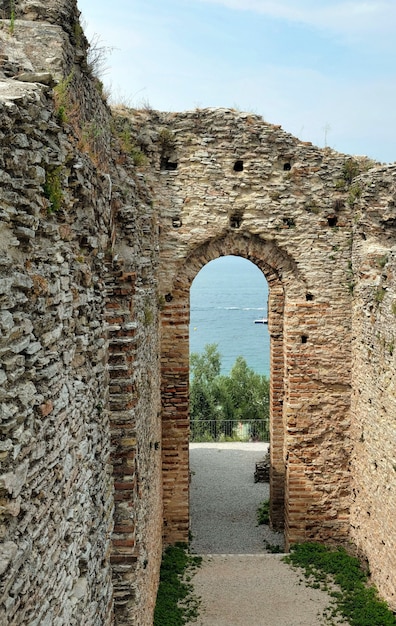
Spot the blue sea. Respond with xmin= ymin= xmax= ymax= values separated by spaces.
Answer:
xmin=189 ymin=256 xmax=270 ymax=377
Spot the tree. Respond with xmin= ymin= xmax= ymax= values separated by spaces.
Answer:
xmin=190 ymin=343 xmax=221 ymax=385
xmin=190 ymin=344 xmax=222 ymax=433
xmin=189 ymin=344 xmax=269 ymax=441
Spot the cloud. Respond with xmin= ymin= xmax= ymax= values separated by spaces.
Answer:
xmin=77 ymin=0 xmax=396 ymax=161
xmin=197 ymin=0 xmax=396 ymax=43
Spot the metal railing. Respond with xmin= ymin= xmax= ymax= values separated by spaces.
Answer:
xmin=190 ymin=419 xmax=269 ymax=443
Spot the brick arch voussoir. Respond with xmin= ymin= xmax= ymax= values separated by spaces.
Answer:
xmin=170 ymin=233 xmax=306 ymax=297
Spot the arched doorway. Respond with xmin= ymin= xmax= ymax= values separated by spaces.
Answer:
xmin=160 ymin=236 xmax=288 ymax=545
xmin=188 ymin=255 xmax=285 ymax=552
xmin=190 ymin=255 xmax=269 ymax=376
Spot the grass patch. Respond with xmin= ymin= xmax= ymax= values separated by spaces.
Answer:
xmin=115 ymin=124 xmax=148 ymax=166
xmin=257 ymin=499 xmax=270 ymax=525
xmin=154 ymin=543 xmax=202 ymax=626
xmin=284 ymin=543 xmax=396 ymax=626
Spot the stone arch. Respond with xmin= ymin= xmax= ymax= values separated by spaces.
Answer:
xmin=160 ymin=231 xmax=324 ymax=545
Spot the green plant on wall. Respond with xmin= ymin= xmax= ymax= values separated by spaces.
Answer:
xmin=377 ymin=255 xmax=388 ymax=269
xmin=335 ymin=158 xmax=363 ymax=191
xmin=79 ymin=121 xmax=104 ymax=162
xmin=304 ymin=200 xmax=320 ymax=214
xmin=348 ymin=183 xmax=362 ymax=207
xmin=116 ymin=125 xmax=148 ymax=166
xmin=374 ymin=286 xmax=386 ymax=304
xmin=158 ymin=127 xmax=176 ymax=151
xmin=9 ymin=0 xmax=15 ymax=35
xmin=43 ymin=166 xmax=64 ymax=213
xmin=342 ymin=158 xmax=360 ymax=183
xmin=143 ymin=306 xmax=154 ymax=326
xmin=130 ymin=147 xmax=148 ymax=166
xmin=53 ymin=72 xmax=74 ymax=124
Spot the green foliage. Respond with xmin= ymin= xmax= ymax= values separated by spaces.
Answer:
xmin=264 ymin=540 xmax=283 ymax=553
xmin=336 ymin=158 xmax=371 ymax=193
xmin=342 ymin=158 xmax=360 ymax=183
xmin=190 ymin=344 xmax=269 ymax=440
xmin=43 ymin=166 xmax=63 ymax=213
xmin=9 ymin=0 xmax=15 ymax=35
xmin=79 ymin=121 xmax=106 ymax=164
xmin=116 ymin=125 xmax=148 ymax=165
xmin=73 ymin=20 xmax=84 ymax=49
xmin=53 ymin=72 xmax=74 ymax=124
xmin=190 ymin=344 xmax=222 ymax=425
xmin=334 ymin=178 xmax=347 ymax=191
xmin=304 ymin=200 xmax=320 ymax=214
xmin=190 ymin=344 xmax=221 ymax=386
xmin=284 ymin=543 xmax=396 ymax=626
xmin=159 ymin=127 xmax=176 ymax=151
xmin=374 ymin=286 xmax=386 ymax=304
xmin=144 ymin=306 xmax=154 ymax=326
xmin=378 ymin=255 xmax=388 ymax=269
xmin=256 ymin=499 xmax=270 ymax=525
xmin=348 ymin=182 xmax=362 ymax=207
xmin=130 ymin=147 xmax=148 ymax=166
xmin=154 ymin=544 xmax=202 ymax=626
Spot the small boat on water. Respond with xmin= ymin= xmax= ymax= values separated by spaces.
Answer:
xmin=254 ymin=318 xmax=268 ymax=324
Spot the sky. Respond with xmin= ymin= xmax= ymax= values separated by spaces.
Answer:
xmin=77 ymin=0 xmax=396 ymax=163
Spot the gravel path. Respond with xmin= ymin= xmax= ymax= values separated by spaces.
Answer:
xmin=187 ymin=554 xmax=344 ymax=626
xmin=187 ymin=443 xmax=349 ymax=626
xmin=189 ymin=442 xmax=282 ymax=554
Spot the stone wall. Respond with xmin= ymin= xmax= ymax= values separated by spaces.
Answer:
xmin=124 ymin=107 xmax=367 ymax=547
xmin=122 ymin=106 xmax=396 ymax=613
xmin=0 ymin=78 xmax=114 ymax=625
xmin=0 ymin=3 xmax=163 ymax=625
xmin=105 ymin=164 xmax=163 ymax=624
xmin=351 ymin=165 xmax=396 ymax=611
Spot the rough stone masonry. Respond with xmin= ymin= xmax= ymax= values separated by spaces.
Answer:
xmin=0 ymin=1 xmax=395 ymax=624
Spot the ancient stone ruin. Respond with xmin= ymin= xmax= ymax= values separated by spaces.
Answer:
xmin=0 ymin=1 xmax=395 ymax=624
